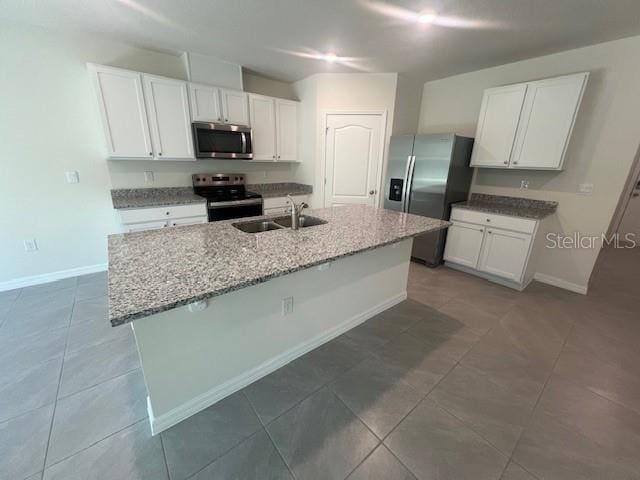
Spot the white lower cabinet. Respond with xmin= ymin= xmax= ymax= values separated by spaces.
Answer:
xmin=119 ymin=203 xmax=207 ymax=232
xmin=443 ymin=207 xmax=539 ymax=289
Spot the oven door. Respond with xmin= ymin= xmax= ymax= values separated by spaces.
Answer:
xmin=193 ymin=122 xmax=253 ymax=159
xmin=208 ymin=199 xmax=263 ymax=221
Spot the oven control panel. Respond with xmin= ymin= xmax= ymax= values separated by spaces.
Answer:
xmin=193 ymin=174 xmax=245 ymax=186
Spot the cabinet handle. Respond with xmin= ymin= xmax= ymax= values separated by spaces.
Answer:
xmin=225 ymin=118 xmax=229 ymax=122
xmin=217 ymin=117 xmax=221 ymax=121
xmin=149 ymin=152 xmax=153 ymax=156
xmin=272 ymin=155 xmax=276 ymax=159
xmin=488 ymin=230 xmax=493 ymax=234
xmin=159 ymin=152 xmax=163 ymax=156
xmin=277 ymin=155 xmax=281 ymax=159
xmin=165 ymin=211 xmax=170 ymax=216
xmin=513 ymin=161 xmax=518 ymax=165
xmin=503 ymin=160 xmax=508 ymax=164
xmin=486 ymin=218 xmax=491 ymax=222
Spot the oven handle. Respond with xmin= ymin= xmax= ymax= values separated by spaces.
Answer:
xmin=208 ymin=199 xmax=263 ymax=209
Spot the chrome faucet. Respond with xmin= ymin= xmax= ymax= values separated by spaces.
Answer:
xmin=287 ymin=195 xmax=309 ymax=230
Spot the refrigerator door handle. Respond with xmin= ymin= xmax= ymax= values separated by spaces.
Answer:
xmin=401 ymin=155 xmax=412 ymax=212
xmin=403 ymin=155 xmax=417 ymax=212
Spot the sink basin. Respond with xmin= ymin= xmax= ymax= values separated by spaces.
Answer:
xmin=273 ymin=215 xmax=328 ymax=229
xmin=232 ymin=220 xmax=283 ymax=233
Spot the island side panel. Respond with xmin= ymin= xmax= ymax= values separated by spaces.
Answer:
xmin=131 ymin=239 xmax=413 ymax=434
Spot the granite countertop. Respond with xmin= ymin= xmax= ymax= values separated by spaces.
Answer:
xmin=453 ymin=194 xmax=558 ymax=219
xmin=111 ymin=188 xmax=206 ymax=209
xmin=108 ymin=205 xmax=449 ymax=325
xmin=246 ymin=182 xmax=312 ymax=198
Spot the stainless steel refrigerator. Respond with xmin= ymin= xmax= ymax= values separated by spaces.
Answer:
xmin=383 ymin=133 xmax=474 ymax=266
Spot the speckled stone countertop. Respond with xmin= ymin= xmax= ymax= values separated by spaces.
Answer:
xmin=246 ymin=182 xmax=312 ymax=198
xmin=108 ymin=205 xmax=449 ymax=325
xmin=111 ymin=188 xmax=206 ymax=209
xmin=453 ymin=194 xmax=558 ymax=219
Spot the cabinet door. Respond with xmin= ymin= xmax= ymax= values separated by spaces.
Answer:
xmin=126 ymin=221 xmax=168 ymax=233
xmin=478 ymin=228 xmax=532 ymax=282
xmin=221 ymin=89 xmax=249 ymax=125
xmin=89 ymin=64 xmax=153 ymax=159
xmin=248 ymin=94 xmax=277 ymax=161
xmin=470 ymin=84 xmax=527 ymax=168
xmin=443 ymin=221 xmax=485 ymax=268
xmin=275 ymin=99 xmax=298 ymax=161
xmin=189 ymin=83 xmax=222 ymax=122
xmin=510 ymin=73 xmax=588 ymax=170
xmin=143 ymin=75 xmax=194 ymax=160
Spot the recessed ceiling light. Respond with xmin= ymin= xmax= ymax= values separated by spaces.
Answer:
xmin=323 ymin=53 xmax=338 ymax=63
xmin=417 ymin=12 xmax=436 ymax=24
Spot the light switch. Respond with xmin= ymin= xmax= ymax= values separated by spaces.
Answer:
xmin=520 ymin=180 xmax=530 ymax=189
xmin=65 ymin=171 xmax=79 ymax=184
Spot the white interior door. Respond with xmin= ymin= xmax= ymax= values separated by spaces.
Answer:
xmin=324 ymin=113 xmax=385 ymax=207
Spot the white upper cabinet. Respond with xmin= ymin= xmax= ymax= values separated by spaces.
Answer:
xmin=249 ymin=94 xmax=277 ymax=161
xmin=89 ymin=64 xmax=153 ymax=159
xmin=143 ymin=75 xmax=194 ymax=160
xmin=220 ymin=88 xmax=249 ymax=125
xmin=510 ymin=73 xmax=588 ymax=169
xmin=471 ymin=72 xmax=588 ymax=170
xmin=275 ymin=99 xmax=298 ymax=161
xmin=470 ymin=84 xmax=527 ymax=168
xmin=189 ymin=83 xmax=222 ymax=123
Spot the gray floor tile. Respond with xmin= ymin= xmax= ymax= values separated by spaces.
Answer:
xmin=453 ymin=289 xmax=517 ymax=318
xmin=0 ymin=304 xmax=72 ymax=338
xmin=75 ymin=282 xmax=107 ymax=301
xmin=76 ymin=271 xmax=107 ymax=286
xmin=500 ymin=462 xmax=537 ymax=480
xmin=243 ymin=356 xmax=328 ymax=424
xmin=190 ymin=430 xmax=292 ymax=480
xmin=267 ymin=388 xmax=379 ymax=480
xmin=513 ymin=409 xmax=637 ymax=480
xmin=0 ymin=357 xmax=62 ymax=423
xmin=535 ymin=375 xmax=640 ymax=474
xmin=300 ymin=334 xmax=370 ymax=383
xmin=66 ymin=315 xmax=131 ymax=354
xmin=429 ymin=363 xmax=541 ymax=455
xmin=437 ymin=299 xmax=500 ymax=335
xmin=161 ymin=391 xmax=261 ymax=480
xmin=19 ymin=278 xmax=77 ymax=298
xmin=385 ymin=399 xmax=508 ymax=480
xmin=0 ymin=288 xmax=21 ymax=303
xmin=405 ymin=311 xmax=481 ymax=360
xmin=554 ymin=342 xmax=640 ymax=415
xmin=0 ymin=327 xmax=67 ymax=375
xmin=59 ymin=335 xmax=140 ymax=398
xmin=70 ymin=297 xmax=108 ymax=325
xmin=0 ymin=404 xmax=54 ymax=480
xmin=347 ymin=445 xmax=416 ymax=480
xmin=43 ymin=420 xmax=167 ymax=480
xmin=12 ymin=287 xmax=76 ymax=314
xmin=46 ymin=369 xmax=147 ymax=466
xmin=331 ymin=357 xmax=423 ymax=438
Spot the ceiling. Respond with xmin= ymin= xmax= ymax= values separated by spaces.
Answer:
xmin=2 ymin=0 xmax=640 ymax=82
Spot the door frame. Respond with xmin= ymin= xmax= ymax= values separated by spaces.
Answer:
xmin=608 ymin=142 xmax=640 ymax=236
xmin=320 ymin=110 xmax=388 ymax=208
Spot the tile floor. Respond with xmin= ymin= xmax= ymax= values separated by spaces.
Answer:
xmin=1 ymin=246 xmax=639 ymax=479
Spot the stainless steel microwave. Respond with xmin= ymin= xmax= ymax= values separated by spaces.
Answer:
xmin=192 ymin=122 xmax=253 ymax=159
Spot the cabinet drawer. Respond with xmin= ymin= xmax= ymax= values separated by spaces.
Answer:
xmin=262 ymin=195 xmax=308 ymax=210
xmin=450 ymin=208 xmax=536 ymax=234
xmin=119 ymin=203 xmax=207 ymax=224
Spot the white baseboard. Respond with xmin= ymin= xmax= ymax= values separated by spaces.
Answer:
xmin=148 ymin=291 xmax=407 ymax=435
xmin=0 ymin=263 xmax=108 ymax=292
xmin=533 ymin=273 xmax=588 ymax=295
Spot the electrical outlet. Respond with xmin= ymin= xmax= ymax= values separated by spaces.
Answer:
xmin=520 ymin=180 xmax=530 ymax=189
xmin=282 ymin=297 xmax=294 ymax=316
xmin=24 ymin=238 xmax=38 ymax=252
xmin=578 ymin=183 xmax=594 ymax=195
xmin=65 ymin=171 xmax=80 ymax=184
xmin=144 ymin=171 xmax=155 ymax=183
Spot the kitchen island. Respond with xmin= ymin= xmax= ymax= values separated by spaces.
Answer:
xmin=108 ymin=205 xmax=448 ymax=434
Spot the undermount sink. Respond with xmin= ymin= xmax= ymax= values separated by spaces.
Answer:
xmin=232 ymin=220 xmax=283 ymax=233
xmin=273 ymin=215 xmax=328 ymax=228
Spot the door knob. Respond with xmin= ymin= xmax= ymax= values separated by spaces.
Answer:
xmin=369 ymin=190 xmax=376 ymax=195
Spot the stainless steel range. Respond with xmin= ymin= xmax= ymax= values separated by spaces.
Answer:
xmin=193 ymin=174 xmax=263 ymax=222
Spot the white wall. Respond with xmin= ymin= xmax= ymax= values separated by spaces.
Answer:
xmin=418 ymin=35 xmax=640 ymax=290
xmin=183 ymin=52 xmax=243 ymax=90
xmin=242 ymin=72 xmax=298 ymax=100
xmin=0 ymin=22 xmax=297 ymax=287
xmin=292 ymin=73 xmax=399 ymax=207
